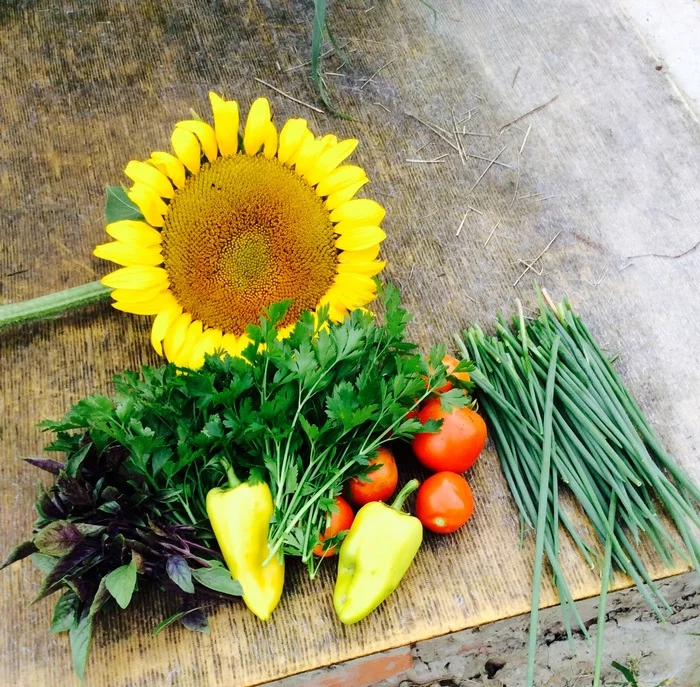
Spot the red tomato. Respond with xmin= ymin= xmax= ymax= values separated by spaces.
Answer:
xmin=346 ymin=447 xmax=398 ymax=506
xmin=411 ymin=399 xmax=487 ymax=473
xmin=416 ymin=472 xmax=474 ymax=533
xmin=429 ymin=355 xmax=472 ymax=393
xmin=312 ymin=496 xmax=355 ymax=557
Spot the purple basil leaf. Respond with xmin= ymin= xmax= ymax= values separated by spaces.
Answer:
xmin=0 ymin=540 xmax=38 ymax=569
xmin=166 ymin=555 xmax=195 ymax=594
xmin=179 ymin=606 xmax=209 ymax=634
xmin=66 ymin=577 xmax=98 ymax=603
xmin=33 ymin=543 xmax=95 ymax=603
xmin=57 ymin=475 xmax=93 ymax=507
xmin=23 ymin=457 xmax=64 ymax=475
xmin=34 ymin=521 xmax=83 ymax=556
xmin=88 ymin=578 xmax=111 ymax=618
xmin=99 ymin=444 xmax=129 ymax=473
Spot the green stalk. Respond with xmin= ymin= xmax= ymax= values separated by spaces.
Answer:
xmin=526 ymin=335 xmax=560 ymax=687
xmin=0 ymin=281 xmax=112 ymax=329
xmin=593 ymin=493 xmax=617 ymax=687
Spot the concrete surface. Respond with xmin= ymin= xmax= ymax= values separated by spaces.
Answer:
xmin=616 ymin=0 xmax=700 ymax=115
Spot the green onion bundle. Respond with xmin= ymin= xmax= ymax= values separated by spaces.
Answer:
xmin=458 ymin=290 xmax=700 ymax=687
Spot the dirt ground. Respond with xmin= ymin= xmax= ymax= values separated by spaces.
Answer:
xmin=379 ymin=573 xmax=699 ymax=687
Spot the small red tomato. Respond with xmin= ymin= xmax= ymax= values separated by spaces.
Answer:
xmin=312 ymin=496 xmax=355 ymax=557
xmin=416 ymin=472 xmax=475 ymax=533
xmin=428 ymin=355 xmax=473 ymax=393
xmin=411 ymin=399 xmax=487 ymax=473
xmin=346 ymin=447 xmax=398 ymax=506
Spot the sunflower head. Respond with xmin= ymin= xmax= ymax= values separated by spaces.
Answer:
xmin=94 ymin=93 xmax=386 ymax=368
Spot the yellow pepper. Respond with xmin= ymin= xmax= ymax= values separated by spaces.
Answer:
xmin=206 ymin=468 xmax=284 ymax=621
xmin=334 ymin=479 xmax=423 ymax=624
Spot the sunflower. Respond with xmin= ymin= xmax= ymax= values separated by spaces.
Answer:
xmin=93 ymin=93 xmax=386 ymax=368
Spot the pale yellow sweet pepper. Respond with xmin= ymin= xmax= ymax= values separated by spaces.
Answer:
xmin=206 ymin=467 xmax=284 ymax=620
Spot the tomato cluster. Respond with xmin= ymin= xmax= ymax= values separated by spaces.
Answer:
xmin=410 ymin=355 xmax=485 ymax=534
xmin=313 ymin=355 xmax=487 ymax=556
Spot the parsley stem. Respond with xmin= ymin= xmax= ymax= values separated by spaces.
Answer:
xmin=0 ymin=281 xmax=112 ymax=329
xmin=264 ymin=461 xmax=356 ymax=565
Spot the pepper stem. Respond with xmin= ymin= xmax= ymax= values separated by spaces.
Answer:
xmin=219 ymin=459 xmax=241 ymax=489
xmin=0 ymin=281 xmax=112 ymax=329
xmin=390 ymin=479 xmax=420 ymax=512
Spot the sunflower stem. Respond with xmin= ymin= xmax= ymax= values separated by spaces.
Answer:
xmin=0 ymin=281 xmax=112 ymax=329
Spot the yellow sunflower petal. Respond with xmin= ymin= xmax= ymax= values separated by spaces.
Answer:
xmin=319 ymin=289 xmax=350 ymax=322
xmin=220 ymin=332 xmax=241 ymax=358
xmin=177 ymin=120 xmax=218 ymax=163
xmin=293 ymin=137 xmax=326 ymax=177
xmin=244 ymin=98 xmax=278 ymax=158
xmin=333 ymin=274 xmax=377 ymax=309
xmin=111 ymin=283 xmax=169 ymax=303
xmin=324 ymin=178 xmax=368 ymax=211
xmin=93 ymin=241 xmax=163 ymax=267
xmin=106 ymin=220 xmax=162 ymax=246
xmin=318 ymin=134 xmax=338 ymax=153
xmin=171 ymin=127 xmax=201 ymax=175
xmin=336 ymin=260 xmax=386 ymax=277
xmin=305 ymin=139 xmax=359 ymax=187
xmin=209 ymin=92 xmax=239 ymax=157
xmin=173 ymin=320 xmax=204 ymax=367
xmin=277 ymin=118 xmax=309 ymax=164
xmin=151 ymin=301 xmax=183 ymax=356
xmin=111 ymin=292 xmax=177 ymax=315
xmin=286 ymin=129 xmax=315 ymax=168
xmin=101 ymin=265 xmax=169 ymax=290
xmin=335 ymin=226 xmax=386 ymax=251
xmin=127 ymin=183 xmax=168 ymax=228
xmin=188 ymin=328 xmax=224 ymax=369
xmin=316 ymin=165 xmax=369 ymax=197
xmin=278 ymin=324 xmax=295 ymax=340
xmin=337 ymin=245 xmax=381 ymax=262
xmin=330 ymin=199 xmax=385 ymax=226
xmin=149 ymin=152 xmax=187 ymax=189
xmin=124 ymin=160 xmax=175 ymax=199
xmin=163 ymin=312 xmax=193 ymax=362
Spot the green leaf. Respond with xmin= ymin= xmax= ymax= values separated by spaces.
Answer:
xmin=34 ymin=521 xmax=83 ymax=556
xmin=191 ymin=565 xmax=243 ymax=596
xmin=29 ymin=552 xmax=58 ymax=574
xmin=438 ymin=388 xmax=472 ymax=411
xmin=166 ymin=555 xmax=195 ymax=594
xmin=611 ymin=661 xmax=638 ymax=685
xmin=69 ymin=611 xmax=93 ymax=683
xmin=104 ymin=186 xmax=144 ymax=223
xmin=151 ymin=609 xmax=189 ymax=636
xmin=64 ymin=443 xmax=93 ymax=478
xmin=104 ymin=559 xmax=137 ymax=609
xmin=51 ymin=590 xmax=80 ymax=634
xmin=151 ymin=447 xmax=173 ymax=476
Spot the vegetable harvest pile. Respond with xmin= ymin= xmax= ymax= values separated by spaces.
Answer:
xmin=2 ymin=284 xmax=486 ymax=679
